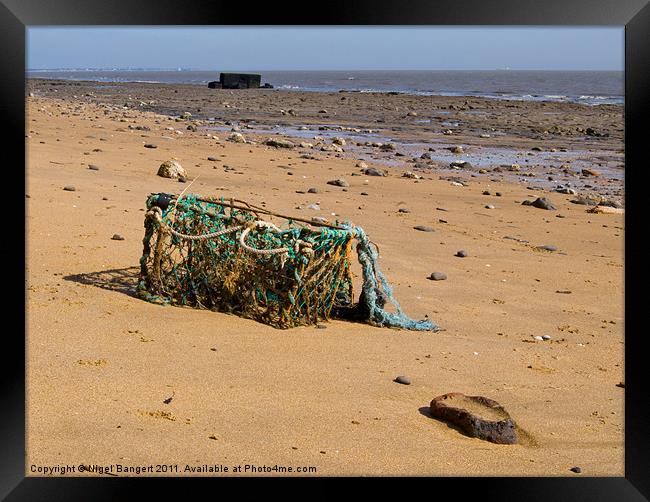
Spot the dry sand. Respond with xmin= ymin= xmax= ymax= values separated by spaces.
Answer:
xmin=26 ymin=82 xmax=624 ymax=476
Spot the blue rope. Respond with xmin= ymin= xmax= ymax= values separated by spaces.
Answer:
xmin=347 ymin=224 xmax=438 ymax=332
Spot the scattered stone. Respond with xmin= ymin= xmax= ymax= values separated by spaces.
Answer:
xmin=360 ymin=192 xmax=369 ymax=196
xmin=406 ymin=111 xmax=417 ymax=117
xmin=157 ymin=159 xmax=187 ymax=179
xmin=429 ymin=272 xmax=447 ymax=281
xmin=531 ymin=146 xmax=543 ymax=151
xmin=111 ymin=234 xmax=125 ymax=241
xmin=363 ymin=167 xmax=386 ymax=177
xmin=88 ymin=164 xmax=100 ymax=171
xmin=379 ymin=143 xmax=396 ymax=151
xmin=413 ymin=225 xmax=434 ymax=232
xmin=429 ymin=393 xmax=518 ymax=444
xmin=394 ymin=376 xmax=411 ymax=385
xmin=449 ymin=161 xmax=472 ymax=169
xmin=311 ymin=216 xmax=329 ymax=224
xmin=306 ymin=203 xmax=320 ymax=211
xmin=537 ymin=244 xmax=558 ymax=252
xmin=356 ymin=161 xmax=368 ymax=169
xmin=569 ymin=467 xmax=582 ymax=474
xmin=316 ymin=324 xmax=327 ymax=329
xmin=485 ymin=204 xmax=495 ymax=209
xmin=482 ymin=190 xmax=491 ymax=195
xmin=207 ymin=156 xmax=219 ymax=161
xmin=398 ymin=208 xmax=411 ymax=213
xmin=420 ymin=152 xmax=433 ymax=160
xmin=263 ymin=137 xmax=295 ymax=148
xmin=449 ymin=146 xmax=464 ymax=154
xmin=332 ymin=137 xmax=346 ymax=146
xmin=556 ymin=290 xmax=572 ymax=294
xmin=496 ymin=192 xmax=502 ymax=197
xmin=307 ymin=187 xmax=319 ymax=194
xmin=581 ymin=168 xmax=601 ymax=177
xmin=63 ymin=186 xmax=76 ymax=191
xmin=542 ymin=335 xmax=552 ymax=341
xmin=327 ymin=178 xmax=349 ymax=187
xmin=227 ymin=132 xmax=246 ymax=143
xmin=143 ymin=143 xmax=157 ymax=149
xmin=587 ymin=205 xmax=624 ymax=214
xmin=455 ymin=250 xmax=468 ymax=257
xmin=402 ymin=171 xmax=421 ymax=179
xmin=524 ymin=197 xmax=557 ymax=210
xmin=555 ymin=186 xmax=577 ymax=195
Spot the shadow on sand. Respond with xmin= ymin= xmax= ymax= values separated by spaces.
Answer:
xmin=63 ymin=266 xmax=140 ymax=298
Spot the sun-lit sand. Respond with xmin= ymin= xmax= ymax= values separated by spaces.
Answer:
xmin=26 ymin=81 xmax=624 ymax=476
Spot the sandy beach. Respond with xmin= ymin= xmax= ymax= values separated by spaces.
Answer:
xmin=26 ymin=79 xmax=624 ymax=476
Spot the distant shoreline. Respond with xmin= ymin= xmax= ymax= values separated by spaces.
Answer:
xmin=25 ymin=69 xmax=624 ymax=106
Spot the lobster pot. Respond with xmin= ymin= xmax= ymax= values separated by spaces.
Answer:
xmin=138 ymin=194 xmax=355 ymax=329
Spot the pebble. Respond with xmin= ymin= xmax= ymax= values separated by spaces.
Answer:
xmin=398 ymin=208 xmax=411 ymax=213
xmin=143 ymin=143 xmax=157 ymax=149
xmin=429 ymin=272 xmax=447 ymax=281
xmin=413 ymin=225 xmax=434 ymax=232
xmin=394 ymin=376 xmax=411 ymax=385
xmin=495 ymin=192 xmax=502 ymax=197
xmin=542 ymin=335 xmax=552 ymax=340
xmin=307 ymin=187 xmax=319 ymax=194
xmin=63 ymin=186 xmax=76 ymax=191
xmin=316 ymin=324 xmax=327 ymax=329
xmin=482 ymin=190 xmax=491 ymax=195
xmin=569 ymin=467 xmax=582 ymax=474
xmin=360 ymin=192 xmax=369 ymax=196
xmin=523 ymin=197 xmax=557 ymax=210
xmin=111 ymin=234 xmax=125 ymax=241
xmin=485 ymin=204 xmax=495 ymax=209
xmin=88 ymin=164 xmax=100 ymax=171
xmin=537 ymin=244 xmax=558 ymax=252
xmin=306 ymin=203 xmax=320 ymax=211
xmin=363 ymin=167 xmax=386 ymax=177
xmin=327 ymin=178 xmax=349 ymax=187
xmin=207 ymin=156 xmax=219 ymax=161
xmin=455 ymin=250 xmax=468 ymax=258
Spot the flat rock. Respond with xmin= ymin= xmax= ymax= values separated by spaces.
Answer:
xmin=413 ymin=225 xmax=434 ymax=232
xmin=429 ymin=392 xmax=518 ymax=444
xmin=363 ymin=167 xmax=387 ymax=177
xmin=263 ymin=137 xmax=295 ymax=148
xmin=524 ymin=197 xmax=557 ymax=210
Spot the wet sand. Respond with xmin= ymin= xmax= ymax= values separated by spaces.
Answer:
xmin=26 ymin=79 xmax=624 ymax=476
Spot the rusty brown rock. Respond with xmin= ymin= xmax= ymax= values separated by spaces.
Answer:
xmin=429 ymin=392 xmax=518 ymax=444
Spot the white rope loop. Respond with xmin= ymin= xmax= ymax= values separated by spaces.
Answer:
xmin=147 ymin=206 xmax=314 ymax=257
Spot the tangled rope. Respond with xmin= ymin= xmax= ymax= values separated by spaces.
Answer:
xmin=139 ymin=193 xmax=438 ymax=331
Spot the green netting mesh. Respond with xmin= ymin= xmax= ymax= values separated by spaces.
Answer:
xmin=137 ymin=193 xmax=438 ymax=331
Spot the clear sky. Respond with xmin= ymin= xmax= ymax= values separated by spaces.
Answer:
xmin=27 ymin=27 xmax=624 ymax=71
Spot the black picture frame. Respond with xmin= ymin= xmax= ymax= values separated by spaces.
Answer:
xmin=3 ymin=0 xmax=647 ymax=499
